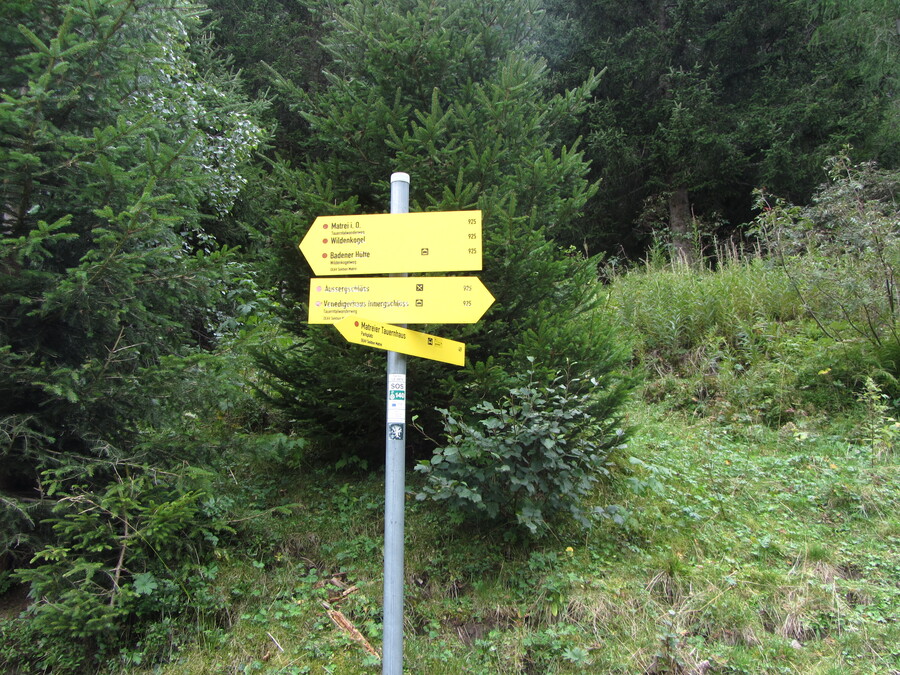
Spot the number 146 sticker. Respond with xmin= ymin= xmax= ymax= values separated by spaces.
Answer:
xmin=387 ymin=374 xmax=406 ymax=424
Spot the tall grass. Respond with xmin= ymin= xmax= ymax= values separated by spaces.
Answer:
xmin=606 ymin=249 xmax=880 ymax=424
xmin=607 ymin=252 xmax=803 ymax=371
xmin=606 ymin=157 xmax=900 ymax=424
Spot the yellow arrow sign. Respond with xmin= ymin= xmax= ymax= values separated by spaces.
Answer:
xmin=308 ymin=276 xmax=494 ymax=325
xmin=299 ymin=211 xmax=482 ymax=276
xmin=335 ymin=316 xmax=465 ymax=366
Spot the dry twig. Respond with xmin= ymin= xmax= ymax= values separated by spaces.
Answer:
xmin=322 ymin=601 xmax=380 ymax=660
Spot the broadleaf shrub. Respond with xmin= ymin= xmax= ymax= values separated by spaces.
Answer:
xmin=415 ymin=368 xmax=626 ymax=535
xmin=754 ymin=153 xmax=900 ymax=384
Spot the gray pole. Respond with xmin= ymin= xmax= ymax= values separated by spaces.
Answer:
xmin=383 ymin=172 xmax=409 ymax=675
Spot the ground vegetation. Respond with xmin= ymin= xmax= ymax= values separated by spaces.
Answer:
xmin=1 ymin=0 xmax=898 ymax=672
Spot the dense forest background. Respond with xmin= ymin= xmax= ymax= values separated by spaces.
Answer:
xmin=1 ymin=0 xmax=898 ymax=672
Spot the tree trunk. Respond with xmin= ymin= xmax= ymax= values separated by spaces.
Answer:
xmin=668 ymin=185 xmax=694 ymax=266
xmin=656 ymin=4 xmax=693 ymax=265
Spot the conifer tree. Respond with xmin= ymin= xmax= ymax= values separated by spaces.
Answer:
xmin=543 ymin=0 xmax=898 ymax=259
xmin=1 ymin=0 xmax=265 ymax=561
xmin=255 ymin=0 xmax=634 ymax=529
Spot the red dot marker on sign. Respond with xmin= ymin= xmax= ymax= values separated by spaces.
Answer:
xmin=322 ymin=253 xmax=327 ymax=258
xmin=354 ymin=321 xmax=359 ymax=327
xmin=323 ymin=224 xmax=328 ymax=229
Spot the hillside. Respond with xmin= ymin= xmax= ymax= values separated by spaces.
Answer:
xmin=2 ymin=1 xmax=898 ymax=672
xmin=114 ymin=401 xmax=900 ymax=673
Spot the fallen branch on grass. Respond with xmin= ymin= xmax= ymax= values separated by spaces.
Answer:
xmin=322 ymin=601 xmax=381 ymax=660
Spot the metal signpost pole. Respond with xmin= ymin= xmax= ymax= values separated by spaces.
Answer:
xmin=383 ymin=172 xmax=409 ymax=675
xmin=298 ymin=176 xmax=490 ymax=672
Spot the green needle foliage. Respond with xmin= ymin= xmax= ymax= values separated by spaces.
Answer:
xmin=0 ymin=0 xmax=265 ymax=666
xmin=0 ymin=0 xmax=264 ymax=497
xmin=8 ymin=465 xmax=232 ymax=673
xmin=252 ymin=0 xmax=635 ymax=530
xmin=541 ymin=0 xmax=898 ymax=258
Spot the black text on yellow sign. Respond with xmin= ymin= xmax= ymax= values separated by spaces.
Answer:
xmin=298 ymin=211 xmax=482 ymax=276
xmin=335 ymin=316 xmax=465 ymax=366
xmin=308 ymin=276 xmax=494 ymax=325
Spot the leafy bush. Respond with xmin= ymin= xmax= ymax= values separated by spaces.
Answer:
xmin=415 ymin=368 xmax=626 ymax=535
xmin=754 ymin=153 xmax=900 ymax=382
xmin=3 ymin=465 xmax=231 ymax=673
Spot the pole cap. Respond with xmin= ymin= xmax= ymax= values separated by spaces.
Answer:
xmin=391 ymin=172 xmax=410 ymax=184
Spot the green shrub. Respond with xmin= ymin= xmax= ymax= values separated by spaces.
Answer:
xmin=415 ymin=368 xmax=626 ymax=535
xmin=4 ymin=466 xmax=232 ymax=673
xmin=753 ymin=153 xmax=900 ymax=383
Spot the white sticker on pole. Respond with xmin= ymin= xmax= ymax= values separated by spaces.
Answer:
xmin=387 ymin=374 xmax=406 ymax=423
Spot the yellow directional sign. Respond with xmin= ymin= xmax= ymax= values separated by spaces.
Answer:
xmin=299 ymin=211 xmax=482 ymax=276
xmin=308 ymin=276 xmax=494 ymax=325
xmin=335 ymin=316 xmax=465 ymax=366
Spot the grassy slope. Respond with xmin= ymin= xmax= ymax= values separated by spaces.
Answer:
xmin=130 ymin=399 xmax=898 ymax=675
